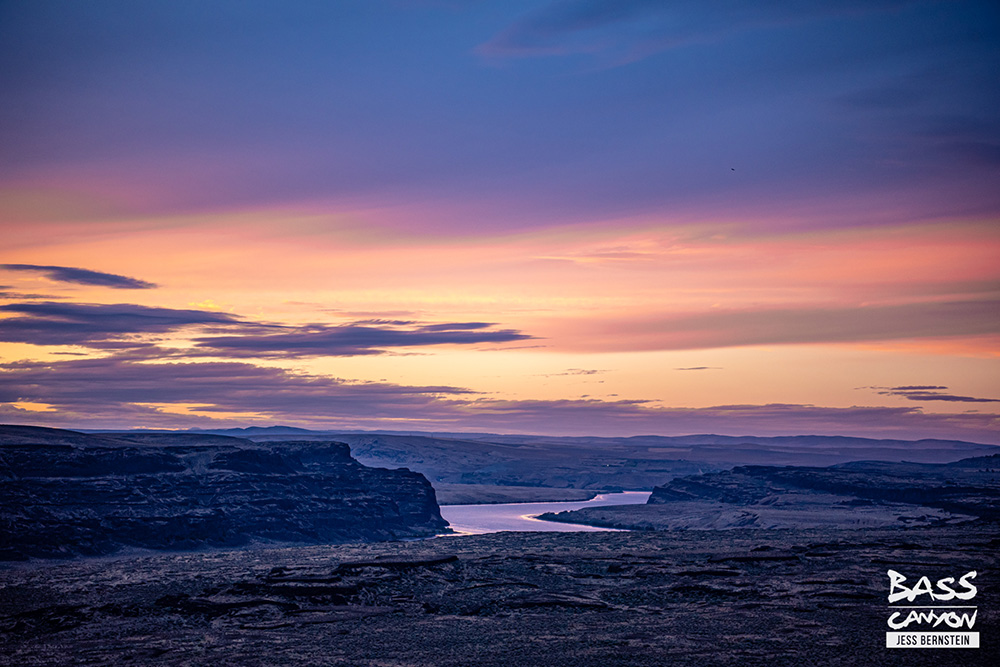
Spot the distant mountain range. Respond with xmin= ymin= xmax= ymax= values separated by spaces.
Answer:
xmin=44 ymin=423 xmax=1000 ymax=495
xmin=193 ymin=426 xmax=998 ymax=451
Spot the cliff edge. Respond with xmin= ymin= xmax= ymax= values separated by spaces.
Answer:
xmin=0 ymin=425 xmax=447 ymax=559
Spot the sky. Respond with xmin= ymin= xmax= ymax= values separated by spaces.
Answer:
xmin=1 ymin=0 xmax=998 ymax=441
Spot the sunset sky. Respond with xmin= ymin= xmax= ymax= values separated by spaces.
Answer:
xmin=1 ymin=1 xmax=998 ymax=441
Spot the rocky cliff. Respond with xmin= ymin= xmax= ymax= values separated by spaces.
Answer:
xmin=539 ymin=455 xmax=1000 ymax=531
xmin=647 ymin=455 xmax=1000 ymax=519
xmin=0 ymin=426 xmax=447 ymax=560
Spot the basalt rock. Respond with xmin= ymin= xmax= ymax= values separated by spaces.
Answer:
xmin=647 ymin=455 xmax=1000 ymax=520
xmin=0 ymin=426 xmax=447 ymax=560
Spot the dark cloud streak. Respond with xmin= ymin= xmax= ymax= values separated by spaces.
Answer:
xmin=193 ymin=323 xmax=533 ymax=358
xmin=0 ymin=301 xmax=243 ymax=346
xmin=0 ymin=301 xmax=534 ymax=356
xmin=864 ymin=385 xmax=1000 ymax=403
xmin=0 ymin=302 xmax=240 ymax=345
xmin=1 ymin=264 xmax=156 ymax=289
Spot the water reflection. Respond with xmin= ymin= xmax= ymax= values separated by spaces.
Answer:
xmin=439 ymin=491 xmax=651 ymax=534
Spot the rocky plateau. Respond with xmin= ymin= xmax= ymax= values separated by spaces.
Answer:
xmin=0 ymin=425 xmax=446 ymax=560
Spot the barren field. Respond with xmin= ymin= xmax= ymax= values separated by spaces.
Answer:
xmin=2 ymin=525 xmax=997 ymax=666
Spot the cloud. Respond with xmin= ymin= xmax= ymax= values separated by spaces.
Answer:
xmin=192 ymin=322 xmax=534 ymax=357
xmin=0 ymin=352 xmax=473 ymax=426
xmin=418 ymin=322 xmax=493 ymax=332
xmin=567 ymin=299 xmax=1000 ymax=352
xmin=1 ymin=264 xmax=156 ymax=289
xmin=0 ymin=302 xmax=533 ymax=356
xmin=675 ymin=366 xmax=722 ymax=371
xmin=2 ymin=353 xmax=997 ymax=442
xmin=869 ymin=385 xmax=1000 ymax=403
xmin=0 ymin=302 xmax=240 ymax=346
xmin=536 ymin=368 xmax=607 ymax=377
xmin=0 ymin=291 xmax=65 ymax=300
xmin=899 ymin=392 xmax=1000 ymax=403
xmin=478 ymin=0 xmax=922 ymax=60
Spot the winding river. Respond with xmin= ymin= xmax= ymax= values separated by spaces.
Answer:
xmin=439 ymin=491 xmax=651 ymax=534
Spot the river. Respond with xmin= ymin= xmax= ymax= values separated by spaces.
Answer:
xmin=439 ymin=491 xmax=651 ymax=534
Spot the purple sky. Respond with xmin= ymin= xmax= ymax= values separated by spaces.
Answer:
xmin=1 ymin=1 xmax=998 ymax=441
xmin=3 ymin=1 xmax=998 ymax=229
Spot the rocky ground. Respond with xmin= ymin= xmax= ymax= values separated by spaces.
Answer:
xmin=1 ymin=525 xmax=997 ymax=666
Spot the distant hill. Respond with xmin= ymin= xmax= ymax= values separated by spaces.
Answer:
xmin=188 ymin=426 xmax=999 ymax=491
xmin=6 ymin=422 xmax=996 ymax=498
xmin=194 ymin=425 xmax=316 ymax=436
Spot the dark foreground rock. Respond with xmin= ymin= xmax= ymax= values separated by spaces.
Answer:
xmin=0 ymin=426 xmax=447 ymax=560
xmin=0 ymin=526 xmax=997 ymax=666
